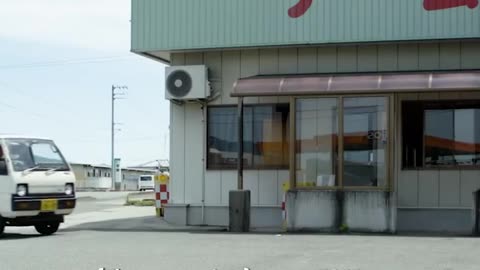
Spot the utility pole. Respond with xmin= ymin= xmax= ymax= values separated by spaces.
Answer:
xmin=111 ymin=85 xmax=127 ymax=191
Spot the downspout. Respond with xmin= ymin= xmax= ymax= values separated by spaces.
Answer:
xmin=201 ymin=102 xmax=207 ymax=225
xmin=237 ymin=97 xmax=244 ymax=190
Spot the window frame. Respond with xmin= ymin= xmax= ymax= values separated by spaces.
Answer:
xmin=206 ymin=103 xmax=290 ymax=171
xmin=206 ymin=94 xmax=393 ymax=191
xmin=402 ymin=99 xmax=480 ymax=170
xmin=290 ymin=94 xmax=394 ymax=191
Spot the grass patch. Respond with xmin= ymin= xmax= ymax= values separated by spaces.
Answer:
xmin=339 ymin=223 xmax=349 ymax=233
xmin=124 ymin=199 xmax=155 ymax=207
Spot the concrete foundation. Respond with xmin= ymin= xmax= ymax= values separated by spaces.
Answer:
xmin=397 ymin=208 xmax=473 ymax=235
xmin=286 ymin=190 xmax=393 ymax=233
xmin=344 ymin=191 xmax=393 ymax=233
xmin=286 ymin=190 xmax=338 ymax=232
xmin=163 ymin=204 xmax=188 ymax=226
xmin=474 ymin=190 xmax=480 ymax=235
xmin=164 ymin=204 xmax=282 ymax=229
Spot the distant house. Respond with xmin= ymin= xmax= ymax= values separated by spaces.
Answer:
xmin=126 ymin=166 xmax=169 ymax=174
xmin=127 ymin=160 xmax=170 ymax=173
xmin=70 ymin=163 xmax=157 ymax=191
xmin=70 ymin=163 xmax=113 ymax=191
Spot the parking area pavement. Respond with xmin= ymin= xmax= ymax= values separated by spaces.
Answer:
xmin=76 ymin=191 xmax=132 ymax=201
xmin=2 ymin=191 xmax=480 ymax=270
xmin=2 ymin=227 xmax=480 ymax=270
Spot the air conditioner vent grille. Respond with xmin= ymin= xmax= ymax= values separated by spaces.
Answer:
xmin=166 ymin=70 xmax=192 ymax=98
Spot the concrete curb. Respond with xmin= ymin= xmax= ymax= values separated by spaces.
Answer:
xmin=76 ymin=196 xmax=96 ymax=201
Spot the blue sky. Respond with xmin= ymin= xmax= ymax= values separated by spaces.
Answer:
xmin=0 ymin=0 xmax=169 ymax=166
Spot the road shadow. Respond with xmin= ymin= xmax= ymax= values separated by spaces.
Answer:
xmin=62 ymin=216 xmax=228 ymax=234
xmin=54 ymin=212 xmax=480 ymax=239
xmin=60 ymin=216 xmax=480 ymax=238
xmin=0 ymin=233 xmax=43 ymax=241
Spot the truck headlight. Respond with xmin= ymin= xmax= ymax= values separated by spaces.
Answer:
xmin=17 ymin=184 xmax=28 ymax=197
xmin=65 ymin=183 xmax=74 ymax=195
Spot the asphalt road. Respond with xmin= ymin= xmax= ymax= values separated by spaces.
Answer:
xmin=74 ymin=192 xmax=130 ymax=214
xmin=1 ymin=193 xmax=480 ymax=270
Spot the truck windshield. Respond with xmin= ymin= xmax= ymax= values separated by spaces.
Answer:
xmin=5 ymin=139 xmax=69 ymax=172
xmin=140 ymin=176 xmax=152 ymax=181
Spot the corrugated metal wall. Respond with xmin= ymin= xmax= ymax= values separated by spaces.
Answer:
xmin=168 ymin=40 xmax=480 ymax=207
xmin=132 ymin=0 xmax=480 ymax=52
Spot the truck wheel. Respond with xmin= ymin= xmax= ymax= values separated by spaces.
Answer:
xmin=34 ymin=222 xmax=60 ymax=236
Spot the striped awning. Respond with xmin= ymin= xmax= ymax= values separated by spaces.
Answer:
xmin=231 ymin=71 xmax=480 ymax=97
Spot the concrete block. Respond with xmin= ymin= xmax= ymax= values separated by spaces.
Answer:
xmin=343 ymin=191 xmax=392 ymax=233
xmin=286 ymin=190 xmax=338 ymax=232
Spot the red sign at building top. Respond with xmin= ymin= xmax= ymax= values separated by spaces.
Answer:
xmin=288 ymin=0 xmax=479 ymax=18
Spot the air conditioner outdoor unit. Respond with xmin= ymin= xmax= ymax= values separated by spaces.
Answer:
xmin=165 ymin=65 xmax=210 ymax=100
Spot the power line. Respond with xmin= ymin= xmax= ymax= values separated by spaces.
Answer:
xmin=0 ymin=81 xmax=94 ymax=126
xmin=0 ymin=100 xmax=48 ymax=120
xmin=66 ymin=135 xmax=161 ymax=143
xmin=0 ymin=55 xmax=136 ymax=70
xmin=117 ymin=136 xmax=159 ymax=142
xmin=0 ymin=81 xmax=70 ymax=110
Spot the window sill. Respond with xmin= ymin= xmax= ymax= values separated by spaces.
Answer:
xmin=206 ymin=167 xmax=289 ymax=171
xmin=402 ymin=166 xmax=480 ymax=171
xmin=292 ymin=186 xmax=391 ymax=192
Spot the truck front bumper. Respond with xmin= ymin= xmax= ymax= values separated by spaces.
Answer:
xmin=8 ymin=194 xmax=76 ymax=217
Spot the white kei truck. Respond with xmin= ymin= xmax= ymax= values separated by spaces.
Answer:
xmin=0 ymin=135 xmax=76 ymax=236
xmin=138 ymin=175 xmax=155 ymax=191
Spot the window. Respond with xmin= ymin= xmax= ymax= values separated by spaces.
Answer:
xmin=402 ymin=100 xmax=480 ymax=168
xmin=343 ymin=97 xmax=388 ymax=186
xmin=141 ymin=176 xmax=153 ymax=181
xmin=207 ymin=104 xmax=289 ymax=169
xmin=296 ymin=98 xmax=338 ymax=187
xmin=295 ymin=96 xmax=389 ymax=188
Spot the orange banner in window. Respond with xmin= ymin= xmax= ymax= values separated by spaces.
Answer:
xmin=425 ymin=135 xmax=480 ymax=154
xmin=296 ymin=131 xmax=387 ymax=152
